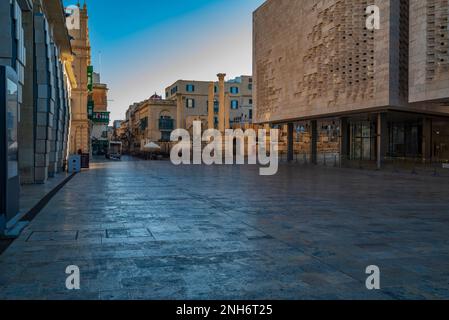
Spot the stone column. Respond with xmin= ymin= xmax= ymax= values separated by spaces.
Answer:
xmin=422 ymin=117 xmax=432 ymax=163
xmin=377 ymin=112 xmax=388 ymax=169
xmin=208 ymin=82 xmax=215 ymax=130
xmin=287 ymin=123 xmax=294 ymax=162
xmin=176 ymin=95 xmax=184 ymax=129
xmin=340 ymin=117 xmax=349 ymax=166
xmin=311 ymin=120 xmax=318 ymax=165
xmin=217 ymin=73 xmax=226 ymax=133
xmin=225 ymin=93 xmax=230 ymax=130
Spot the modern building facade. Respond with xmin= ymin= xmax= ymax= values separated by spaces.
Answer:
xmin=1 ymin=0 xmax=76 ymax=234
xmin=165 ymin=75 xmax=254 ymax=132
xmin=254 ymin=0 xmax=449 ymax=167
xmin=1 ymin=0 xmax=76 ymax=184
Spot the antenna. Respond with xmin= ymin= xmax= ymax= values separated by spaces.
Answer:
xmin=98 ymin=50 xmax=102 ymax=76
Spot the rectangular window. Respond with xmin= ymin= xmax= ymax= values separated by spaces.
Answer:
xmin=171 ymin=86 xmax=178 ymax=95
xmin=186 ymin=98 xmax=195 ymax=108
xmin=388 ymin=121 xmax=422 ymax=158
xmin=159 ymin=117 xmax=174 ymax=131
xmin=186 ymin=84 xmax=195 ymax=92
xmin=249 ymin=109 xmax=253 ymax=120
xmin=214 ymin=100 xmax=219 ymax=113
xmin=230 ymin=87 xmax=239 ymax=94
xmin=249 ymin=99 xmax=253 ymax=105
xmin=231 ymin=100 xmax=239 ymax=110
xmin=248 ymin=84 xmax=253 ymax=90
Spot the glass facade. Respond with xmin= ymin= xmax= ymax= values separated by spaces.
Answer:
xmin=388 ymin=121 xmax=422 ymax=158
xmin=349 ymin=121 xmax=376 ymax=161
xmin=7 ymin=79 xmax=18 ymax=179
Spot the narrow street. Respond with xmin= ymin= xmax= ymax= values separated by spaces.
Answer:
xmin=1 ymin=158 xmax=449 ymax=299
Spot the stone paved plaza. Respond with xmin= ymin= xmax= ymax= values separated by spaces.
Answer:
xmin=1 ymin=158 xmax=449 ymax=300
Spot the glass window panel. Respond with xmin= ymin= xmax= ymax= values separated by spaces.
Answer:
xmin=7 ymin=79 xmax=18 ymax=179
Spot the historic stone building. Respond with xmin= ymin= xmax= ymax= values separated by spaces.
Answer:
xmin=121 ymin=95 xmax=177 ymax=155
xmin=254 ymin=0 xmax=449 ymax=167
xmin=67 ymin=2 xmax=91 ymax=155
xmin=91 ymin=72 xmax=110 ymax=155
xmin=165 ymin=75 xmax=254 ymax=132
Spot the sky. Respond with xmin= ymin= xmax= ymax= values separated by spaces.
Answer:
xmin=64 ymin=0 xmax=265 ymax=122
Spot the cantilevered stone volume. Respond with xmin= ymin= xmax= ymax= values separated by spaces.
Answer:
xmin=254 ymin=0 xmax=449 ymax=168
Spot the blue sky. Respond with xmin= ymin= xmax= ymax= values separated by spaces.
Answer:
xmin=64 ymin=0 xmax=265 ymax=122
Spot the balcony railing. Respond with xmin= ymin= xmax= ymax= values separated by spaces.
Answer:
xmin=159 ymin=118 xmax=174 ymax=131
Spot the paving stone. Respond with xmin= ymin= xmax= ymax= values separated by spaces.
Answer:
xmin=0 ymin=158 xmax=448 ymax=299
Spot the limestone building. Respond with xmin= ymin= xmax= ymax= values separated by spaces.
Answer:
xmin=91 ymin=72 xmax=110 ymax=155
xmin=254 ymin=0 xmax=449 ymax=167
xmin=67 ymin=2 xmax=91 ymax=155
xmin=122 ymin=95 xmax=177 ymax=155
xmin=165 ymin=75 xmax=254 ymax=132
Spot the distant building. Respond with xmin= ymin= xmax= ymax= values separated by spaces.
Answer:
xmin=113 ymin=120 xmax=123 ymax=130
xmin=92 ymin=73 xmax=108 ymax=111
xmin=122 ymin=94 xmax=177 ymax=155
xmin=116 ymin=120 xmax=129 ymax=151
xmin=91 ymin=72 xmax=110 ymax=155
xmin=253 ymin=0 xmax=449 ymax=167
xmin=165 ymin=75 xmax=254 ymax=131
